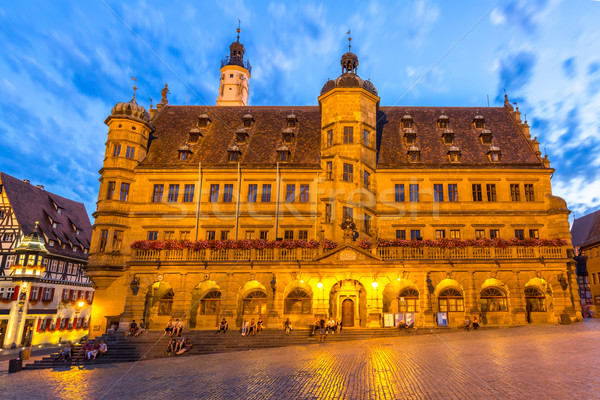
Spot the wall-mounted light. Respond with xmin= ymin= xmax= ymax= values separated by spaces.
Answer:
xmin=317 ymin=281 xmax=323 ymax=290
xmin=371 ymin=281 xmax=379 ymax=289
xmin=426 ymin=273 xmax=434 ymax=295
xmin=130 ymin=275 xmax=141 ymax=295
xmin=270 ymin=274 xmax=277 ymax=293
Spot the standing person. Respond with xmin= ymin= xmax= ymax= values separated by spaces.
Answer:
xmin=472 ymin=315 xmax=479 ymax=330
xmin=312 ymin=318 xmax=320 ymax=336
xmin=319 ymin=318 xmax=326 ymax=343
xmin=284 ymin=318 xmax=292 ymax=335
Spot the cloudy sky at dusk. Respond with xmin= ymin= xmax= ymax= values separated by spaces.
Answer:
xmin=1 ymin=0 xmax=599 ymax=223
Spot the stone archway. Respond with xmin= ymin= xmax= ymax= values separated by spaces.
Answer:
xmin=329 ymin=280 xmax=366 ymax=328
xmin=190 ymin=280 xmax=221 ymax=329
xmin=143 ymin=281 xmax=174 ymax=328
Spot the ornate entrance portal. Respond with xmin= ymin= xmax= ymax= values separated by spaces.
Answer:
xmin=342 ymin=299 xmax=355 ymax=327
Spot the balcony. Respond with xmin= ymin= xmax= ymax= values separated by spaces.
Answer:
xmin=131 ymin=247 xmax=318 ymax=263
xmin=220 ymin=56 xmax=252 ymax=73
xmin=377 ymin=246 xmax=567 ymax=261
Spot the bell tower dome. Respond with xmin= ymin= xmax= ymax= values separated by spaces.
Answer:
xmin=217 ymin=23 xmax=252 ymax=106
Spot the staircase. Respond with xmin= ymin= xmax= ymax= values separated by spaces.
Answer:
xmin=24 ymin=326 xmax=495 ymax=369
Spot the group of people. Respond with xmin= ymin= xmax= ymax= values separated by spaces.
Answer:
xmin=397 ymin=320 xmax=416 ymax=331
xmin=55 ymin=339 xmax=108 ymax=362
xmin=311 ymin=317 xmax=341 ymax=336
xmin=463 ymin=316 xmax=480 ymax=330
xmin=166 ymin=334 xmax=192 ymax=356
xmin=163 ymin=319 xmax=184 ymax=337
xmin=240 ymin=317 xmax=264 ymax=336
xmin=127 ymin=319 xmax=148 ymax=337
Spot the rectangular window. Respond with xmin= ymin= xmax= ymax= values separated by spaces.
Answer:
xmin=472 ymin=184 xmax=482 ymax=202
xmin=220 ymin=231 xmax=229 ymax=240
xmin=396 ymin=230 xmax=406 ymax=240
xmin=180 ymin=231 xmax=190 ymax=241
xmin=284 ymin=230 xmax=294 ymax=240
xmin=395 ymin=184 xmax=405 ymax=202
xmin=434 ymin=184 xmax=444 ymax=202
xmin=164 ymin=231 xmax=174 ymax=240
xmin=363 ymin=171 xmax=370 ymax=189
xmin=410 ymin=230 xmax=421 ymax=240
xmin=343 ymin=163 xmax=353 ymax=182
xmin=490 ymin=229 xmax=499 ymax=239
xmin=245 ymin=231 xmax=255 ymax=240
xmin=327 ymin=130 xmax=333 ymax=147
xmin=486 ymin=184 xmax=497 ymax=202
xmin=120 ymin=183 xmax=130 ymax=202
xmin=435 ymin=230 xmax=446 ymax=239
xmin=510 ymin=184 xmax=521 ymax=201
xmin=260 ymin=230 xmax=269 ymax=240
xmin=112 ymin=144 xmax=121 ymax=157
xmin=107 ymin=181 xmax=116 ymax=200
xmin=99 ymin=230 xmax=108 ymax=252
xmin=325 ymin=203 xmax=332 ymax=223
xmin=450 ymin=230 xmax=461 ymax=239
xmin=326 ymin=161 xmax=333 ymax=180
xmin=286 ymin=184 xmax=296 ymax=202
xmin=525 ymin=184 xmax=535 ymax=202
xmin=206 ymin=231 xmax=215 ymax=240
xmin=514 ymin=229 xmax=525 ymax=239
xmin=261 ymin=184 xmax=271 ymax=202
xmin=223 ymin=184 xmax=233 ymax=202
xmin=448 ymin=184 xmax=458 ymax=202
xmin=364 ymin=214 xmax=371 ymax=233
xmin=183 ymin=184 xmax=195 ymax=202
xmin=153 ymin=184 xmax=164 ymax=203
xmin=125 ymin=146 xmax=135 ymax=159
xmin=529 ymin=229 xmax=539 ymax=239
xmin=112 ymin=230 xmax=123 ymax=251
xmin=298 ymin=230 xmax=308 ymax=240
xmin=343 ymin=126 xmax=353 ymax=144
xmin=248 ymin=184 xmax=258 ymax=203
xmin=363 ymin=130 xmax=370 ymax=147
xmin=208 ymin=184 xmax=220 ymax=202
xmin=475 ymin=229 xmax=485 ymax=239
xmin=299 ymin=184 xmax=310 ymax=202
xmin=343 ymin=206 xmax=353 ymax=220
xmin=148 ymin=231 xmax=158 ymax=240
xmin=409 ymin=184 xmax=419 ymax=202
xmin=167 ymin=185 xmax=179 ymax=202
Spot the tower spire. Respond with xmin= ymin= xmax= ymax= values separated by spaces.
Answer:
xmin=237 ymin=19 xmax=241 ymax=42
xmin=347 ymin=29 xmax=352 ymax=52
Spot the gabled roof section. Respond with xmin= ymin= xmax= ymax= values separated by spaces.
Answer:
xmin=572 ymin=209 xmax=600 ymax=248
xmin=314 ymin=242 xmax=381 ymax=262
xmin=0 ymin=172 xmax=92 ymax=260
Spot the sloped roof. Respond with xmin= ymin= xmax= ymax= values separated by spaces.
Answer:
xmin=142 ymin=105 xmax=543 ymax=169
xmin=0 ymin=172 xmax=92 ymax=260
xmin=572 ymin=209 xmax=600 ymax=248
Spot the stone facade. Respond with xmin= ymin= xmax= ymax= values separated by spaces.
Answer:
xmin=86 ymin=34 xmax=578 ymax=335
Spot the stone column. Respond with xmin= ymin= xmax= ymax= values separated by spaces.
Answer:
xmin=512 ymin=270 xmax=526 ymax=324
xmin=171 ymin=273 xmax=190 ymax=321
xmin=423 ymin=272 xmax=435 ymax=327
xmin=366 ymin=280 xmax=383 ymax=328
xmin=468 ymin=272 xmax=479 ymax=313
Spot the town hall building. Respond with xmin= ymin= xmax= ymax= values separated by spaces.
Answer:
xmin=86 ymin=30 xmax=578 ymax=335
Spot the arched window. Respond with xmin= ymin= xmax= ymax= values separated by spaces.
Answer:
xmin=480 ymin=287 xmax=508 ymax=312
xmin=158 ymin=290 xmax=174 ymax=315
xmin=438 ymin=288 xmax=464 ymax=312
xmin=200 ymin=290 xmax=221 ymax=315
xmin=284 ymin=289 xmax=311 ymax=314
xmin=525 ymin=287 xmax=546 ymax=312
xmin=398 ymin=287 xmax=419 ymax=312
xmin=242 ymin=290 xmax=268 ymax=315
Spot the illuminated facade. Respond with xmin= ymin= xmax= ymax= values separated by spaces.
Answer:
xmin=86 ymin=32 xmax=578 ymax=335
xmin=0 ymin=172 xmax=93 ymax=347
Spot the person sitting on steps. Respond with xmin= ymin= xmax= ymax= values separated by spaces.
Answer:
xmin=217 ymin=318 xmax=228 ymax=334
xmin=257 ymin=317 xmax=264 ymax=333
xmin=164 ymin=320 xmax=173 ymax=336
xmin=463 ymin=317 xmax=471 ymax=331
xmin=241 ymin=319 xmax=249 ymax=336
xmin=284 ymin=318 xmax=292 ymax=335
xmin=128 ymin=320 xmax=138 ymax=336
xmin=172 ymin=319 xmax=183 ymax=336
xmin=249 ymin=318 xmax=257 ymax=336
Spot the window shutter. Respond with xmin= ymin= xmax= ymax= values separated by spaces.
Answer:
xmin=37 ymin=319 xmax=42 ymax=332
xmin=72 ymin=317 xmax=78 ymax=329
xmin=12 ymin=286 xmax=20 ymax=301
xmin=50 ymin=288 xmax=55 ymax=302
xmin=55 ymin=318 xmax=61 ymax=330
xmin=40 ymin=287 xmax=46 ymax=301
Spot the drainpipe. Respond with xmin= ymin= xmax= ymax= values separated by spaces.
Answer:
xmin=235 ymin=162 xmax=241 ymax=240
xmin=275 ymin=162 xmax=281 ymax=239
xmin=194 ymin=162 xmax=202 ymax=241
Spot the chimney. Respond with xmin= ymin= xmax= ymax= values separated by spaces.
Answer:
xmin=22 ymin=179 xmax=30 ymax=184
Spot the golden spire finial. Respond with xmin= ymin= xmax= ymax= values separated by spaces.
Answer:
xmin=237 ymin=19 xmax=241 ymax=42
xmin=347 ymin=29 xmax=352 ymax=51
xmin=131 ymin=76 xmax=138 ymax=100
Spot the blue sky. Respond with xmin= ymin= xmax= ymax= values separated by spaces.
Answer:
xmin=1 ymin=0 xmax=599 ymax=224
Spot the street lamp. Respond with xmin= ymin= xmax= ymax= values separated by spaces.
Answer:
xmin=8 ymin=222 xmax=48 ymax=350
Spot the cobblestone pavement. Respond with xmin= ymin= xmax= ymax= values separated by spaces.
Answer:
xmin=2 ymin=321 xmax=600 ymax=400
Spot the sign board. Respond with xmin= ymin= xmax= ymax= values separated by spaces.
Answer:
xmin=437 ymin=312 xmax=448 ymax=326
xmin=404 ymin=312 xmax=415 ymax=325
xmin=383 ymin=313 xmax=395 ymax=328
xmin=394 ymin=313 xmax=404 ymax=327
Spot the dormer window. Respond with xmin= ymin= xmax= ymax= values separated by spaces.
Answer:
xmin=76 ymin=229 xmax=81 ymax=236
xmin=448 ymin=146 xmax=461 ymax=163
xmin=401 ymin=114 xmax=413 ymax=128
xmin=487 ymin=145 xmax=501 ymax=162
xmin=473 ymin=114 xmax=485 ymax=129
xmin=282 ymin=128 xmax=294 ymax=143
xmin=479 ymin=129 xmax=492 ymax=144
xmin=188 ymin=127 xmax=202 ymax=144
xmin=277 ymin=145 xmax=290 ymax=162
xmin=286 ymin=114 xmax=297 ymax=128
xmin=437 ymin=114 xmax=449 ymax=129
xmin=235 ymin=128 xmax=249 ymax=143
xmin=178 ymin=144 xmax=192 ymax=161
xmin=407 ymin=145 xmax=420 ymax=163
xmin=198 ymin=113 xmax=211 ymax=128
xmin=242 ymin=114 xmax=254 ymax=128
xmin=57 ymin=207 xmax=63 ymax=215
xmin=404 ymin=129 xmax=416 ymax=144
xmin=442 ymin=129 xmax=454 ymax=144
xmin=48 ymin=240 xmax=55 ymax=247
xmin=228 ymin=145 xmax=242 ymax=162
